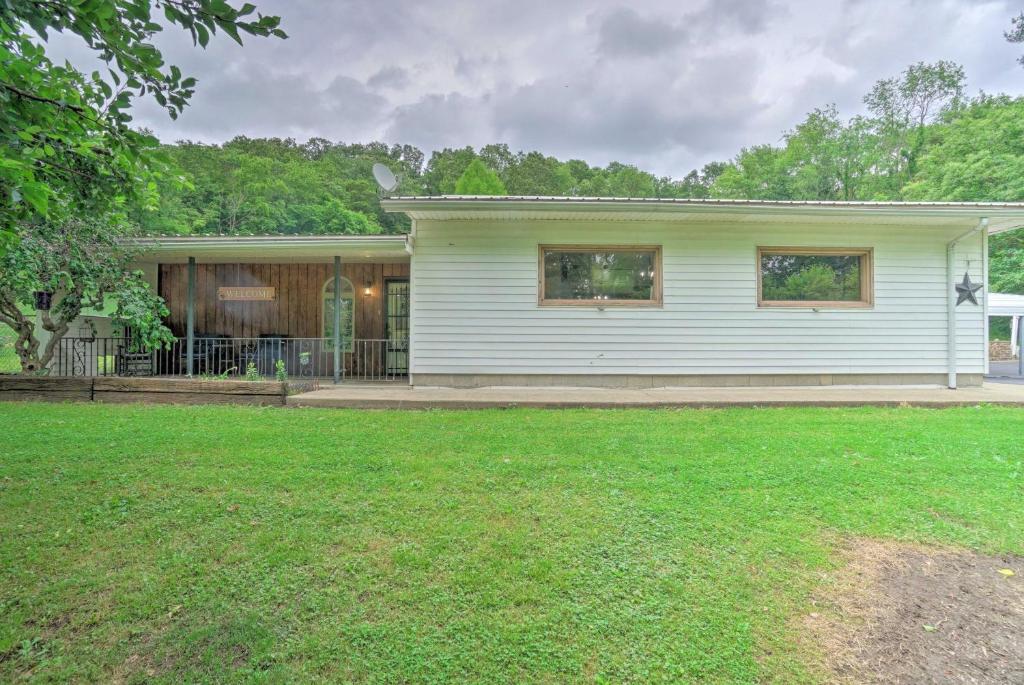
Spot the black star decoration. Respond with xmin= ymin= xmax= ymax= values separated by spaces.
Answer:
xmin=955 ymin=272 xmax=983 ymax=306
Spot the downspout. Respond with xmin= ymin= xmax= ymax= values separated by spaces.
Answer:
xmin=407 ymin=219 xmax=416 ymax=387
xmin=946 ymin=218 xmax=987 ymax=389
xmin=982 ymin=225 xmax=990 ymax=376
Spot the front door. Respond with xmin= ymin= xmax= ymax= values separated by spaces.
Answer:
xmin=385 ymin=279 xmax=409 ymax=375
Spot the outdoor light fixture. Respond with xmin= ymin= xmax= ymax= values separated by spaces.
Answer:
xmin=363 ymin=278 xmax=373 ymax=296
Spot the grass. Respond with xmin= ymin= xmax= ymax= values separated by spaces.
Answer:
xmin=1 ymin=403 xmax=1022 ymax=683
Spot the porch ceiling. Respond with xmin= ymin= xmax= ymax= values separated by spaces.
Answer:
xmin=133 ymin=234 xmax=411 ymax=264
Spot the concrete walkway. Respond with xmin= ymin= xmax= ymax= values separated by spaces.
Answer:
xmin=987 ymin=360 xmax=1024 ymax=385
xmin=287 ymin=382 xmax=1024 ymax=410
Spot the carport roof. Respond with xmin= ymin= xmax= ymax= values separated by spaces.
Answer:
xmin=989 ymin=293 xmax=1024 ymax=317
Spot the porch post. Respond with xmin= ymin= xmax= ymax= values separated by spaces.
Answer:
xmin=186 ymin=256 xmax=196 ymax=377
xmin=333 ymin=256 xmax=342 ymax=384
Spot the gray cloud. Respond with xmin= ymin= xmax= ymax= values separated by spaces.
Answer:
xmin=594 ymin=7 xmax=689 ymax=58
xmin=45 ymin=0 xmax=1024 ymax=174
xmin=367 ymin=66 xmax=411 ymax=90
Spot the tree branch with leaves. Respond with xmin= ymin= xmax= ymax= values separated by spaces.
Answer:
xmin=0 ymin=216 xmax=174 ymax=373
xmin=0 ymin=0 xmax=286 ymax=248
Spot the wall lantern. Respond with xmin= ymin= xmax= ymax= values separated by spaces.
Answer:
xmin=33 ymin=290 xmax=53 ymax=311
xmin=363 ymin=278 xmax=373 ymax=296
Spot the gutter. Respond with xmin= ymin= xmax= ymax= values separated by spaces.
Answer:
xmin=380 ymin=197 xmax=1024 ymax=227
xmin=131 ymin=234 xmax=408 ymax=250
xmin=947 ymin=218 xmax=987 ymax=389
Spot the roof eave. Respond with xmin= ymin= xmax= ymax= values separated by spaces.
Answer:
xmin=380 ymin=197 xmax=1024 ymax=232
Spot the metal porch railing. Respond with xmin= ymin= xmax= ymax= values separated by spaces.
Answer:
xmin=52 ymin=337 xmax=408 ymax=382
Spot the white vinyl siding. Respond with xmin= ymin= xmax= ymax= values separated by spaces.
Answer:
xmin=409 ymin=220 xmax=985 ymax=377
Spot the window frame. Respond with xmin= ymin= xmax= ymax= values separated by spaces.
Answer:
xmin=538 ymin=244 xmax=663 ymax=308
xmin=756 ymin=246 xmax=874 ymax=309
xmin=320 ymin=275 xmax=356 ymax=352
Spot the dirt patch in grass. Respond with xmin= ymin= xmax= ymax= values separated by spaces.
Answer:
xmin=806 ymin=538 xmax=1024 ymax=684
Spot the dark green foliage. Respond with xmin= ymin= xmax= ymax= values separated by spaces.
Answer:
xmin=0 ymin=217 xmax=173 ymax=372
xmin=454 ymin=159 xmax=507 ymax=195
xmin=0 ymin=0 xmax=285 ymax=246
xmin=137 ymin=137 xmax=424 ymax=235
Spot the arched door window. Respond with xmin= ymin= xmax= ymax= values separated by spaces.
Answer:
xmin=322 ymin=276 xmax=355 ymax=351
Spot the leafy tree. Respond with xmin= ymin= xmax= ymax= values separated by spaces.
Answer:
xmin=422 ymin=147 xmax=478 ymax=194
xmin=478 ymin=144 xmax=516 ymax=177
xmin=1006 ymin=12 xmax=1024 ymax=66
xmin=863 ymin=60 xmax=966 ymax=194
xmin=503 ymin=151 xmax=572 ymax=195
xmin=137 ymin=138 xmax=389 ymax=235
xmin=0 ymin=217 xmax=173 ymax=373
xmin=712 ymin=145 xmax=792 ymax=199
xmin=454 ymin=159 xmax=507 ymax=195
xmin=902 ymin=96 xmax=1024 ymax=203
xmin=0 ymin=0 xmax=285 ymax=247
xmin=902 ymin=95 xmax=1024 ymax=310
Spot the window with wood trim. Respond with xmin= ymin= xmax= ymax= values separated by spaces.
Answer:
xmin=322 ymin=276 xmax=355 ymax=350
xmin=539 ymin=246 xmax=662 ymax=306
xmin=757 ymin=247 xmax=873 ymax=308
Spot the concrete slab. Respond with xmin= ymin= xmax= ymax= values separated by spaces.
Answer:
xmin=286 ymin=382 xmax=1024 ymax=410
xmin=988 ymin=361 xmax=1024 ymax=384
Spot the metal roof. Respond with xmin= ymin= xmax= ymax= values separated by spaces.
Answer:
xmin=384 ymin=195 xmax=1024 ymax=208
xmin=382 ymin=196 xmax=1024 ymax=233
xmin=132 ymin=234 xmax=411 ymax=264
xmin=989 ymin=293 xmax=1024 ymax=317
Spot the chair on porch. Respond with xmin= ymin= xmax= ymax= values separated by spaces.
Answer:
xmin=180 ymin=333 xmax=232 ymax=375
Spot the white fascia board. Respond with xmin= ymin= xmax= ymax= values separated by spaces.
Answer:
xmin=380 ymin=197 xmax=1024 ymax=232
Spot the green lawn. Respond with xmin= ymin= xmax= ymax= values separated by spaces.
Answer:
xmin=1 ymin=403 xmax=1022 ymax=683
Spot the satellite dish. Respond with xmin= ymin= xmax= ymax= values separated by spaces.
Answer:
xmin=372 ymin=163 xmax=399 ymax=193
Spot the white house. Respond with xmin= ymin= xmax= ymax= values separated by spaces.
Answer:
xmin=67 ymin=197 xmax=1024 ymax=389
xmin=382 ymin=197 xmax=1024 ymax=389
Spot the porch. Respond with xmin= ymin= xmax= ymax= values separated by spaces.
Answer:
xmin=52 ymin=235 xmax=412 ymax=383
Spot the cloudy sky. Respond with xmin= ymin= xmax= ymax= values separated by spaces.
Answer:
xmin=56 ymin=0 xmax=1024 ymax=175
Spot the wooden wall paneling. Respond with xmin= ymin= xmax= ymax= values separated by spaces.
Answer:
xmin=173 ymin=264 xmax=185 ymax=335
xmin=235 ymin=264 xmax=247 ymax=336
xmin=251 ymin=264 xmax=261 ymax=337
xmin=195 ymin=264 xmax=206 ymax=333
xmin=256 ymin=264 xmax=268 ymax=335
xmin=245 ymin=264 xmax=258 ymax=338
xmin=288 ymin=263 xmax=297 ymax=336
xmin=265 ymin=264 xmax=276 ymax=335
xmin=157 ymin=261 xmax=408 ymax=347
xmin=314 ymin=263 xmax=327 ymax=339
xmin=158 ymin=265 xmax=170 ymax=332
xmin=269 ymin=264 xmax=280 ymax=335
xmin=201 ymin=264 xmax=214 ymax=333
xmin=230 ymin=264 xmax=242 ymax=336
xmin=212 ymin=264 xmax=223 ymax=336
xmin=297 ymin=263 xmax=308 ymax=338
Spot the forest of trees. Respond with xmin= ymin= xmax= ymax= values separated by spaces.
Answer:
xmin=135 ymin=61 xmax=1024 ymax=302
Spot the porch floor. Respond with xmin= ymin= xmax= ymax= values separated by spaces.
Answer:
xmin=286 ymin=381 xmax=1024 ymax=409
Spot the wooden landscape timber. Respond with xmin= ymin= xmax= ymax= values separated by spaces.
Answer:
xmin=0 ymin=376 xmax=287 ymax=406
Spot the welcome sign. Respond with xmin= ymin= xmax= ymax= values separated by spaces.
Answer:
xmin=217 ymin=287 xmax=276 ymax=301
